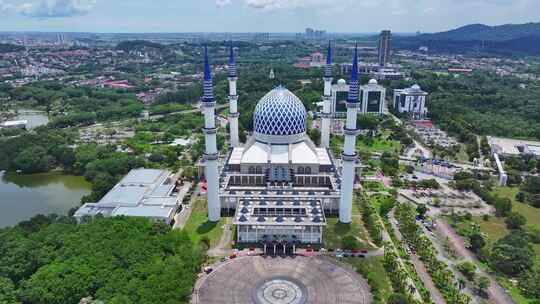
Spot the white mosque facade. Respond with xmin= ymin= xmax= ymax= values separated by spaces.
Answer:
xmin=201 ymin=43 xmax=361 ymax=247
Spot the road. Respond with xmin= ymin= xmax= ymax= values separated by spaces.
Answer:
xmin=435 ymin=219 xmax=515 ymax=304
xmin=388 ymin=209 xmax=447 ymax=304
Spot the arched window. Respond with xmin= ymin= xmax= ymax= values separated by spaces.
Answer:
xmin=305 ymin=167 xmax=312 ymax=174
xmin=298 ymin=167 xmax=305 ymax=174
xmin=256 ymin=166 xmax=262 ymax=174
xmin=248 ymin=166 xmax=255 ymax=174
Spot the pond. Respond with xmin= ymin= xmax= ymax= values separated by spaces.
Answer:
xmin=15 ymin=109 xmax=49 ymax=129
xmin=0 ymin=171 xmax=91 ymax=228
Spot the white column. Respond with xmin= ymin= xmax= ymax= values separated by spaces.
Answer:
xmin=340 ymin=103 xmax=359 ymax=224
xmin=321 ymin=77 xmax=332 ymax=148
xmin=203 ymin=103 xmax=220 ymax=222
xmin=228 ymin=77 xmax=240 ymax=147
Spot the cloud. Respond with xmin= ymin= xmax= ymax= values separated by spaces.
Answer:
xmin=216 ymin=0 xmax=232 ymax=7
xmin=2 ymin=0 xmax=97 ymax=18
xmin=215 ymin=0 xmax=336 ymax=10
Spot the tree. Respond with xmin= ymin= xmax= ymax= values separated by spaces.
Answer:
xmin=0 ymin=277 xmax=17 ymax=304
xmin=387 ymin=293 xmax=409 ymax=304
xmin=493 ymin=197 xmax=512 ymax=217
xmin=475 ymin=276 xmax=490 ymax=296
xmin=505 ymin=212 xmax=527 ymax=230
xmin=519 ymin=269 xmax=540 ymax=299
xmin=1 ymin=217 xmax=204 ymax=304
xmin=309 ymin=128 xmax=321 ymax=146
xmin=489 ymin=232 xmax=535 ymax=276
xmin=469 ymin=231 xmax=486 ymax=253
xmin=13 ymin=146 xmax=51 ymax=173
xmin=342 ymin=235 xmax=359 ymax=250
xmin=457 ymin=261 xmax=477 ymax=280
xmin=416 ymin=204 xmax=428 ymax=218
xmin=516 ymin=191 xmax=527 ymax=203
xmin=523 ymin=176 xmax=540 ymax=194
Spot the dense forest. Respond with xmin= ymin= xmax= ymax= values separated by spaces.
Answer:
xmin=401 ymin=71 xmax=540 ymax=140
xmin=0 ymin=215 xmax=204 ymax=304
xmin=8 ymin=81 xmax=143 ymax=127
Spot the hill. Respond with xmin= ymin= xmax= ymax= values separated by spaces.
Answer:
xmin=395 ymin=21 xmax=540 ymax=55
xmin=115 ymin=40 xmax=165 ymax=51
xmin=417 ymin=22 xmax=540 ymax=41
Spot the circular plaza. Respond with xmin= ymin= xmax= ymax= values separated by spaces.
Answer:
xmin=193 ymin=256 xmax=372 ymax=304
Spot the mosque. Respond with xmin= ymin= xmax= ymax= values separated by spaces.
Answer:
xmin=201 ymin=43 xmax=361 ymax=249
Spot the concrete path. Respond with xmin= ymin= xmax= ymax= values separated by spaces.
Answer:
xmin=208 ymin=217 xmax=233 ymax=257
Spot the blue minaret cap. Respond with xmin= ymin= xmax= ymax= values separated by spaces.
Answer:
xmin=348 ymin=43 xmax=359 ymax=103
xmin=324 ymin=40 xmax=332 ymax=78
xmin=326 ymin=40 xmax=332 ymax=65
xmin=203 ymin=46 xmax=214 ymax=102
xmin=351 ymin=43 xmax=358 ymax=82
xmin=228 ymin=42 xmax=237 ymax=78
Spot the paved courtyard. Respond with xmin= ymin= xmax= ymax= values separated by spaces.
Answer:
xmin=193 ymin=255 xmax=372 ymax=304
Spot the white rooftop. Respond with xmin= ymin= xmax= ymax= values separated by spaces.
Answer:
xmin=74 ymin=169 xmax=179 ymax=222
xmin=238 ymin=140 xmax=330 ymax=165
xmin=489 ymin=136 xmax=540 ymax=156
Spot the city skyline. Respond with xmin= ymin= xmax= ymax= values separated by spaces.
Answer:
xmin=0 ymin=0 xmax=538 ymax=33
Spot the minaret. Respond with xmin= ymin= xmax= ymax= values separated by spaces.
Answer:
xmin=339 ymin=45 xmax=360 ymax=224
xmin=228 ymin=42 xmax=240 ymax=148
xmin=202 ymin=47 xmax=220 ymax=222
xmin=321 ymin=40 xmax=333 ymax=148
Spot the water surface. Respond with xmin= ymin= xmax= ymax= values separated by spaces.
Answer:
xmin=0 ymin=171 xmax=91 ymax=228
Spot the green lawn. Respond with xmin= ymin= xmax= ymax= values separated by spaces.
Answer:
xmin=357 ymin=136 xmax=402 ymax=154
xmin=323 ymin=199 xmax=375 ymax=250
xmin=183 ymin=198 xmax=225 ymax=248
xmin=344 ymin=256 xmax=393 ymax=303
xmin=492 ymin=187 xmax=540 ymax=230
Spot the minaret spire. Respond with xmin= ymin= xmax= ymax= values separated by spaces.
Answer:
xmin=202 ymin=46 xmax=220 ymax=222
xmin=321 ymin=40 xmax=333 ymax=148
xmin=339 ymin=43 xmax=360 ymax=224
xmin=203 ymin=46 xmax=214 ymax=101
xmin=228 ymin=42 xmax=240 ymax=147
xmin=228 ymin=41 xmax=237 ymax=78
xmin=324 ymin=40 xmax=333 ymax=78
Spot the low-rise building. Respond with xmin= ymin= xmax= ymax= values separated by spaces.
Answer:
xmin=74 ymin=169 xmax=180 ymax=225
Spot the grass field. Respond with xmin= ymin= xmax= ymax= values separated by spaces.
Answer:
xmin=183 ymin=198 xmax=225 ymax=248
xmin=492 ymin=187 xmax=540 ymax=230
xmin=344 ymin=256 xmax=393 ymax=302
xmin=357 ymin=136 xmax=402 ymax=154
xmin=323 ymin=198 xmax=376 ymax=250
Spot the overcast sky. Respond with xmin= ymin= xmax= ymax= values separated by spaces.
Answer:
xmin=0 ymin=0 xmax=538 ymax=33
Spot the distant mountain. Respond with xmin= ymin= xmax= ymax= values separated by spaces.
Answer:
xmin=394 ymin=21 xmax=540 ymax=55
xmin=417 ymin=22 xmax=540 ymax=41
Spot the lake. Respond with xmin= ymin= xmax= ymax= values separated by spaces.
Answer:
xmin=0 ymin=171 xmax=91 ymax=228
xmin=15 ymin=109 xmax=49 ymax=129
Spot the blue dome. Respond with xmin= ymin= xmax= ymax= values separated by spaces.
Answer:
xmin=254 ymin=87 xmax=307 ymax=137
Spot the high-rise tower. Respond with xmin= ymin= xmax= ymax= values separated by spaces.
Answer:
xmin=321 ymin=41 xmax=333 ymax=148
xmin=202 ymin=47 xmax=220 ymax=222
xmin=339 ymin=45 xmax=360 ymax=224
xmin=378 ymin=30 xmax=391 ymax=67
xmin=228 ymin=43 xmax=240 ymax=148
